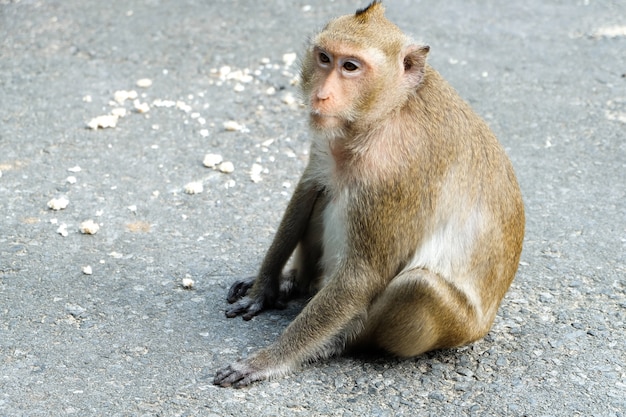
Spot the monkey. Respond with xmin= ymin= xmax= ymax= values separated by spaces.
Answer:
xmin=214 ymin=1 xmax=525 ymax=388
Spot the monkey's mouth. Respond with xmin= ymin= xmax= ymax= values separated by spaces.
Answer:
xmin=310 ymin=112 xmax=341 ymax=128
xmin=310 ymin=110 xmax=340 ymax=121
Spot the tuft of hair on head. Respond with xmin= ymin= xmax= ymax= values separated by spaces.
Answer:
xmin=355 ymin=1 xmax=384 ymax=19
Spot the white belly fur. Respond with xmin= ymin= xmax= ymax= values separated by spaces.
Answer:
xmin=319 ymin=189 xmax=349 ymax=288
xmin=402 ymin=203 xmax=486 ymax=317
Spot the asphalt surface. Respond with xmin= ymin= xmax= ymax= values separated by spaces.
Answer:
xmin=1 ymin=0 xmax=625 ymax=416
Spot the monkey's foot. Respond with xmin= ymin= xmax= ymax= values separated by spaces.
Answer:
xmin=214 ymin=356 xmax=288 ymax=388
xmin=213 ymin=363 xmax=260 ymax=388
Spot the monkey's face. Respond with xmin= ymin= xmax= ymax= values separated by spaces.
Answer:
xmin=307 ymin=46 xmax=365 ymax=130
xmin=303 ymin=43 xmax=394 ymax=134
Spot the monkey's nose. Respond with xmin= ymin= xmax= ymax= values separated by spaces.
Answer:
xmin=316 ymin=90 xmax=331 ymax=100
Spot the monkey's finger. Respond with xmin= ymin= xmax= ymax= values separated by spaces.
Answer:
xmin=224 ymin=298 xmax=263 ymax=319
xmin=226 ymin=277 xmax=255 ymax=303
xmin=225 ymin=301 xmax=251 ymax=318
xmin=213 ymin=365 xmax=244 ymax=387
xmin=242 ymin=303 xmax=264 ymax=321
xmin=232 ymin=373 xmax=263 ymax=388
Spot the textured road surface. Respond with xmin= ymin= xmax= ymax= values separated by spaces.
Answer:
xmin=1 ymin=0 xmax=625 ymax=416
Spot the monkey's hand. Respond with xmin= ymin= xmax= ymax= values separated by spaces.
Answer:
xmin=225 ymin=295 xmax=268 ymax=320
xmin=213 ymin=350 xmax=289 ymax=388
xmin=226 ymin=272 xmax=296 ymax=320
xmin=226 ymin=276 xmax=256 ymax=303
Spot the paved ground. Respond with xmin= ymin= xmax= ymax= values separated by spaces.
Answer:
xmin=1 ymin=0 xmax=625 ymax=416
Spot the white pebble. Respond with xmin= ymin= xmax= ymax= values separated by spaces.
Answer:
xmin=152 ymin=99 xmax=176 ymax=108
xmin=182 ymin=277 xmax=195 ymax=289
xmin=113 ymin=90 xmax=137 ymax=104
xmin=203 ymin=153 xmax=223 ymax=168
xmin=184 ymin=181 xmax=203 ymax=194
xmin=217 ymin=161 xmax=235 ymax=173
xmin=47 ymin=197 xmax=69 ymax=211
xmin=176 ymin=101 xmax=192 ymax=113
xmin=87 ymin=114 xmax=119 ymax=130
xmin=219 ymin=66 xmax=231 ymax=78
xmin=283 ymin=52 xmax=297 ymax=67
xmin=282 ymin=93 xmax=296 ymax=105
xmin=82 ymin=265 xmax=93 ymax=275
xmin=136 ymin=78 xmax=153 ymax=88
xmin=56 ymin=223 xmax=68 ymax=237
xmin=66 ymin=176 xmax=77 ymax=184
xmin=199 ymin=129 xmax=209 ymax=137
xmin=79 ymin=219 xmax=100 ymax=235
xmin=250 ymin=163 xmax=263 ymax=183
xmin=223 ymin=120 xmax=244 ymax=132
xmin=133 ymin=99 xmax=150 ymax=113
xmin=67 ymin=166 xmax=82 ymax=173
xmin=110 ymin=107 xmax=127 ymax=118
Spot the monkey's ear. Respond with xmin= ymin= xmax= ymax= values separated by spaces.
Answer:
xmin=403 ymin=45 xmax=430 ymax=87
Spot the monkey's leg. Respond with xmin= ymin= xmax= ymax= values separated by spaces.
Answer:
xmin=356 ymin=268 xmax=486 ymax=357
xmin=214 ymin=266 xmax=376 ymax=387
xmin=281 ymin=191 xmax=326 ymax=300
xmin=224 ymin=182 xmax=321 ymax=320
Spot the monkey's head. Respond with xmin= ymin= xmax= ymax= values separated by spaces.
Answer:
xmin=301 ymin=1 xmax=430 ymax=135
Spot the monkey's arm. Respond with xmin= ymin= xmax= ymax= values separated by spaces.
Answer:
xmin=224 ymin=176 xmax=320 ymax=320
xmin=215 ymin=263 xmax=381 ymax=387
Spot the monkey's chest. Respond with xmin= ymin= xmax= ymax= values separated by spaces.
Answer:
xmin=319 ymin=192 xmax=349 ymax=286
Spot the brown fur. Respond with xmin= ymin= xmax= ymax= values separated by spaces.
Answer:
xmin=214 ymin=1 xmax=524 ymax=387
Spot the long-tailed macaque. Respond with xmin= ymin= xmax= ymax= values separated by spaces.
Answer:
xmin=214 ymin=1 xmax=524 ymax=387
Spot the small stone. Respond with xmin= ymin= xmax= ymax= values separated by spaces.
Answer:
xmin=47 ymin=197 xmax=69 ymax=211
xmin=113 ymin=90 xmax=137 ymax=104
xmin=184 ymin=181 xmax=203 ymax=194
xmin=250 ymin=163 xmax=263 ymax=183
xmin=203 ymin=153 xmax=223 ymax=168
xmin=111 ymin=107 xmax=127 ymax=118
xmin=133 ymin=99 xmax=150 ymax=113
xmin=217 ymin=161 xmax=234 ymax=173
xmin=82 ymin=265 xmax=93 ymax=275
xmin=182 ymin=277 xmax=195 ymax=289
xmin=87 ymin=114 xmax=119 ymax=130
xmin=283 ymin=52 xmax=297 ymax=67
xmin=223 ymin=120 xmax=244 ymax=132
xmin=282 ymin=93 xmax=296 ymax=105
xmin=136 ymin=78 xmax=153 ymax=88
xmin=79 ymin=220 xmax=100 ymax=235
xmin=56 ymin=224 xmax=69 ymax=237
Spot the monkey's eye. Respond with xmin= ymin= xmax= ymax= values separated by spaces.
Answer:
xmin=342 ymin=61 xmax=359 ymax=72
xmin=319 ymin=52 xmax=331 ymax=64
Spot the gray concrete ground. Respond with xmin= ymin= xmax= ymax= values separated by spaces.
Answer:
xmin=1 ymin=0 xmax=625 ymax=416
